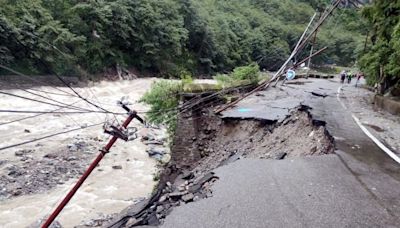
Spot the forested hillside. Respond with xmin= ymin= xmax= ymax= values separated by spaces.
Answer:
xmin=0 ymin=0 xmax=366 ymax=78
xmin=359 ymin=0 xmax=400 ymax=95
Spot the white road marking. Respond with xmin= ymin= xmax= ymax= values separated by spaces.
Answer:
xmin=337 ymin=85 xmax=400 ymax=164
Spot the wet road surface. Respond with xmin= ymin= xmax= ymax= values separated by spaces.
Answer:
xmin=161 ymin=78 xmax=400 ymax=227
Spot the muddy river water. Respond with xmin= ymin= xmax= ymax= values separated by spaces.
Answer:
xmin=0 ymin=79 xmax=163 ymax=227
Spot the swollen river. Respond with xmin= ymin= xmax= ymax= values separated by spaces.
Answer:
xmin=0 ymin=79 xmax=162 ymax=227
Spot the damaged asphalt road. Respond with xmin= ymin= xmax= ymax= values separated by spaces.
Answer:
xmin=162 ymin=156 xmax=398 ymax=228
xmin=159 ymin=78 xmax=400 ymax=228
xmin=110 ymin=78 xmax=400 ymax=228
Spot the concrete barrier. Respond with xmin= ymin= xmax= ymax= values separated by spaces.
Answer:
xmin=296 ymin=74 xmax=335 ymax=79
xmin=374 ymin=95 xmax=400 ymax=116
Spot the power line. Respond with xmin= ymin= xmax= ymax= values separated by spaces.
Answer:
xmin=0 ymin=100 xmax=82 ymax=126
xmin=20 ymin=88 xmax=94 ymax=112
xmin=0 ymin=109 xmax=125 ymax=115
xmin=0 ymin=64 xmax=77 ymax=97
xmin=0 ymin=122 xmax=104 ymax=151
xmin=0 ymin=64 xmax=123 ymax=116
xmin=0 ymin=90 xmax=128 ymax=115
xmin=27 ymin=87 xmax=77 ymax=97
xmin=84 ymin=86 xmax=118 ymax=125
xmin=1 ymin=38 xmax=113 ymax=115
xmin=0 ymin=64 xmax=106 ymax=132
xmin=29 ymin=88 xmax=86 ymax=129
xmin=0 ymin=91 xmax=96 ymax=112
xmin=8 ymin=31 xmax=115 ymax=115
xmin=38 ymin=59 xmax=115 ymax=115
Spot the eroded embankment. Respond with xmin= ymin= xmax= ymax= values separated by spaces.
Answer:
xmin=107 ymin=100 xmax=335 ymax=227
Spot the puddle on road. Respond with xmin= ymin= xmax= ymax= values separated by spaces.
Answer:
xmin=364 ymin=124 xmax=385 ymax=132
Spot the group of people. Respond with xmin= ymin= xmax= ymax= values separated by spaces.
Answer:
xmin=340 ymin=70 xmax=364 ymax=87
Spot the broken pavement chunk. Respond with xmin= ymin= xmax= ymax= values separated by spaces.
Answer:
xmin=311 ymin=91 xmax=328 ymax=98
xmin=182 ymin=193 xmax=195 ymax=202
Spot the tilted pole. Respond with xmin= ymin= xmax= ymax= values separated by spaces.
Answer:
xmin=42 ymin=107 xmax=143 ymax=228
xmin=271 ymin=13 xmax=317 ymax=83
xmin=215 ymin=0 xmax=343 ymax=114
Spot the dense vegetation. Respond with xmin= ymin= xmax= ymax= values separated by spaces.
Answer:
xmin=0 ymin=0 xmax=366 ymax=78
xmin=141 ymin=63 xmax=262 ymax=134
xmin=359 ymin=0 xmax=400 ymax=95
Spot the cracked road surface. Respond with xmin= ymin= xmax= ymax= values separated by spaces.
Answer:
xmin=161 ymin=78 xmax=400 ymax=228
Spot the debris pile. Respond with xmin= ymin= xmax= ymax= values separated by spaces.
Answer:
xmin=0 ymin=136 xmax=98 ymax=199
xmin=141 ymin=130 xmax=170 ymax=163
xmin=107 ymin=170 xmax=218 ymax=227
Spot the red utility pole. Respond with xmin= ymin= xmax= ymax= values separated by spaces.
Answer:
xmin=42 ymin=107 xmax=142 ymax=228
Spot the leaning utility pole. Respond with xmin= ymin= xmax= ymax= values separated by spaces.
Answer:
xmin=42 ymin=103 xmax=144 ymax=228
xmin=215 ymin=0 xmax=342 ymax=114
xmin=306 ymin=13 xmax=321 ymax=78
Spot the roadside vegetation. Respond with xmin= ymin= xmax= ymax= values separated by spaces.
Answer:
xmin=140 ymin=80 xmax=182 ymax=134
xmin=358 ymin=1 xmax=400 ymax=96
xmin=214 ymin=63 xmax=260 ymax=88
xmin=140 ymin=64 xmax=261 ymax=134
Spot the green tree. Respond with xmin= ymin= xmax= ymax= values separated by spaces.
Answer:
xmin=0 ymin=0 xmax=83 ymax=74
xmin=359 ymin=0 xmax=400 ymax=94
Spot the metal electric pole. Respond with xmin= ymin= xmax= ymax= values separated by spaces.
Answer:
xmin=42 ymin=103 xmax=144 ymax=228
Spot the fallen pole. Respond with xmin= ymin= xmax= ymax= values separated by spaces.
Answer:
xmin=294 ymin=0 xmax=341 ymax=58
xmin=215 ymin=12 xmax=318 ymax=114
xmin=41 ymin=108 xmax=142 ymax=228
xmin=281 ymin=46 xmax=328 ymax=85
xmin=271 ymin=13 xmax=317 ymax=82
xmin=214 ymin=81 xmax=271 ymax=114
xmin=294 ymin=46 xmax=328 ymax=68
xmin=214 ymin=0 xmax=342 ymax=114
xmin=215 ymin=46 xmax=328 ymax=114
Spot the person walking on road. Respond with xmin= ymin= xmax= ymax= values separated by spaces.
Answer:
xmin=340 ymin=70 xmax=346 ymax=84
xmin=355 ymin=71 xmax=364 ymax=87
xmin=347 ymin=72 xmax=352 ymax=84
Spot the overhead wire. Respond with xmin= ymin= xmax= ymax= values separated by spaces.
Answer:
xmin=84 ymin=86 xmax=119 ymax=126
xmin=0 ymin=100 xmax=82 ymax=126
xmin=1 ymin=31 xmax=115 ymax=115
xmin=0 ymin=122 xmax=104 ymax=151
xmin=31 ymin=44 xmax=114 ymax=114
xmin=1 ymin=64 xmax=132 ymax=120
xmin=0 ymin=91 xmax=97 ymax=112
xmin=0 ymin=109 xmax=125 ymax=115
xmin=28 ymin=87 xmax=86 ymax=129
xmin=0 ymin=64 xmax=77 ymax=97
xmin=27 ymin=87 xmax=77 ymax=97
xmin=156 ymin=84 xmax=254 ymax=126
xmin=19 ymin=88 xmax=94 ymax=112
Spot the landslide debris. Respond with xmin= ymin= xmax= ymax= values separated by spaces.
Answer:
xmin=106 ymin=98 xmax=334 ymax=227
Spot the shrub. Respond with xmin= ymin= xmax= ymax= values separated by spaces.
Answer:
xmin=140 ymin=80 xmax=182 ymax=134
xmin=180 ymin=70 xmax=194 ymax=85
xmin=213 ymin=73 xmax=234 ymax=86
xmin=214 ymin=63 xmax=260 ymax=87
xmin=231 ymin=63 xmax=260 ymax=83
